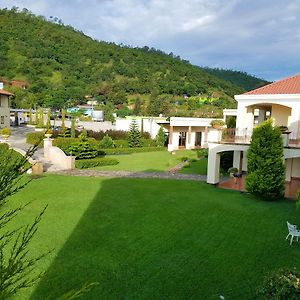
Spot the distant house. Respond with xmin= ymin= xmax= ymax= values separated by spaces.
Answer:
xmin=0 ymin=85 xmax=13 ymax=129
xmin=207 ymin=74 xmax=300 ymax=185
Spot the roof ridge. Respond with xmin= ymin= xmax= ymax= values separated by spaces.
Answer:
xmin=243 ymin=74 xmax=300 ymax=95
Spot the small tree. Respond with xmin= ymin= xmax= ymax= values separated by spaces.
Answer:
xmin=127 ymin=119 xmax=142 ymax=148
xmin=46 ymin=109 xmax=51 ymax=129
xmin=246 ymin=119 xmax=285 ymax=200
xmin=61 ymin=108 xmax=66 ymax=130
xmin=29 ymin=108 xmax=33 ymax=125
xmin=99 ymin=134 xmax=115 ymax=149
xmin=71 ymin=118 xmax=76 ymax=138
xmin=155 ymin=126 xmax=166 ymax=147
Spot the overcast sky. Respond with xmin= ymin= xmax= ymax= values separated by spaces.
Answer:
xmin=2 ymin=0 xmax=300 ymax=81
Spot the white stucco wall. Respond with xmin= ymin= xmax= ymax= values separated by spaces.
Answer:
xmin=0 ymin=94 xmax=10 ymax=128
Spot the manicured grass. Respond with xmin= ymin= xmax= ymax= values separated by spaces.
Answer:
xmin=7 ymin=175 xmax=299 ymax=299
xmin=91 ymin=150 xmax=198 ymax=172
xmin=180 ymin=158 xmax=208 ymax=175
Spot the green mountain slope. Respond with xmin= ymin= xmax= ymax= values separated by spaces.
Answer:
xmin=0 ymin=8 xmax=264 ymax=117
xmin=203 ymin=68 xmax=270 ymax=91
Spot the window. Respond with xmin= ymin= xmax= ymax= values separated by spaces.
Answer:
xmin=1 ymin=116 xmax=4 ymax=124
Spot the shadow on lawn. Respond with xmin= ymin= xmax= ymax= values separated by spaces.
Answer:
xmin=31 ymin=177 xmax=204 ymax=299
xmin=29 ymin=177 xmax=298 ymax=300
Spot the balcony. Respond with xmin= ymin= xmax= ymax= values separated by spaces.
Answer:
xmin=220 ymin=128 xmax=300 ymax=148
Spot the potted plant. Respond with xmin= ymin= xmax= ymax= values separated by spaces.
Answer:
xmin=1 ymin=127 xmax=11 ymax=142
xmin=228 ymin=167 xmax=238 ymax=177
xmin=210 ymin=119 xmax=226 ymax=129
xmin=278 ymin=125 xmax=289 ymax=133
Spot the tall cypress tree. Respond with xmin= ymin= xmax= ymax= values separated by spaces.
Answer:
xmin=127 ymin=119 xmax=142 ymax=148
xmin=246 ymin=119 xmax=285 ymax=200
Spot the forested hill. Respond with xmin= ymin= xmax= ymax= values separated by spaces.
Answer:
xmin=203 ymin=68 xmax=270 ymax=91
xmin=0 ymin=8 xmax=265 ymax=117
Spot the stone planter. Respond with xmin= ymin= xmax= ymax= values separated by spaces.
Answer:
xmin=45 ymin=133 xmax=52 ymax=138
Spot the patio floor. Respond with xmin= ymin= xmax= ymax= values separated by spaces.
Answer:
xmin=218 ymin=176 xmax=300 ymax=199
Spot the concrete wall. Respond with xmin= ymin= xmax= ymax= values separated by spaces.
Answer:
xmin=52 ymin=120 xmax=115 ymax=132
xmin=272 ymin=104 xmax=291 ymax=127
xmin=0 ymin=94 xmax=10 ymax=128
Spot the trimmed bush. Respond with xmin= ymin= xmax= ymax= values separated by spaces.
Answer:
xmin=1 ymin=127 xmax=11 ymax=136
xmin=258 ymin=268 xmax=300 ymax=299
xmin=99 ymin=135 xmax=115 ymax=149
xmin=246 ymin=119 xmax=285 ymax=200
xmin=102 ymin=147 xmax=165 ymax=155
xmin=75 ymin=157 xmax=119 ymax=169
xmin=26 ymin=132 xmax=45 ymax=145
xmin=87 ymin=130 xmax=128 ymax=140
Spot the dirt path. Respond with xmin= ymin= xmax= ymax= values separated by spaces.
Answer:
xmin=54 ymin=169 xmax=207 ymax=182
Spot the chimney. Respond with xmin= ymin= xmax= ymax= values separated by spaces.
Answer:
xmin=0 ymin=82 xmax=3 ymax=89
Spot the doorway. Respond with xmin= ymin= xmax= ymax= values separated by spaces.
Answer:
xmin=179 ymin=132 xmax=187 ymax=147
xmin=195 ymin=132 xmax=202 ymax=147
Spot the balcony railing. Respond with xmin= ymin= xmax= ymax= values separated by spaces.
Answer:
xmin=220 ymin=128 xmax=300 ymax=148
xmin=221 ymin=128 xmax=252 ymax=144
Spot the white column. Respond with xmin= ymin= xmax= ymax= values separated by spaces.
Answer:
xmin=236 ymin=103 xmax=247 ymax=130
xmin=233 ymin=151 xmax=241 ymax=169
xmin=289 ymin=107 xmax=300 ymax=136
xmin=257 ymin=108 xmax=266 ymax=124
xmin=207 ymin=151 xmax=220 ymax=184
xmin=43 ymin=138 xmax=53 ymax=159
xmin=167 ymin=126 xmax=174 ymax=152
xmin=285 ymin=158 xmax=292 ymax=182
xmin=245 ymin=107 xmax=255 ymax=133
xmin=242 ymin=150 xmax=248 ymax=172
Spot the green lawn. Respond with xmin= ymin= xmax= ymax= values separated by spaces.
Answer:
xmin=180 ymin=158 xmax=208 ymax=175
xmin=91 ymin=150 xmax=198 ymax=172
xmin=7 ymin=175 xmax=299 ymax=299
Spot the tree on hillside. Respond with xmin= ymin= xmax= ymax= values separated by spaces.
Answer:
xmin=246 ymin=119 xmax=285 ymax=200
xmin=127 ymin=119 xmax=142 ymax=148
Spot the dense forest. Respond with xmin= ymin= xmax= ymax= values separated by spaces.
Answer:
xmin=0 ymin=8 xmax=268 ymax=118
xmin=203 ymin=68 xmax=270 ymax=91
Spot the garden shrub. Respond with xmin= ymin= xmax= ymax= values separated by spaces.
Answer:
xmin=142 ymin=132 xmax=151 ymax=139
xmin=75 ymin=157 xmax=119 ymax=169
xmin=87 ymin=130 xmax=127 ymax=140
xmin=69 ymin=141 xmax=98 ymax=159
xmin=181 ymin=157 xmax=189 ymax=162
xmin=26 ymin=132 xmax=45 ymax=145
xmin=258 ymin=268 xmax=300 ymax=299
xmin=246 ymin=119 xmax=285 ymax=200
xmin=196 ymin=148 xmax=208 ymax=158
xmin=102 ymin=147 xmax=165 ymax=155
xmin=0 ymin=127 xmax=11 ymax=136
xmin=99 ymin=135 xmax=115 ymax=149
xmin=53 ymin=138 xmax=98 ymax=155
xmin=114 ymin=140 xmax=129 ymax=148
xmin=142 ymin=138 xmax=156 ymax=147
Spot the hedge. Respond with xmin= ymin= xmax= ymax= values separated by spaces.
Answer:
xmin=26 ymin=132 xmax=45 ymax=145
xmin=75 ymin=157 xmax=119 ymax=169
xmin=101 ymin=147 xmax=165 ymax=155
xmin=53 ymin=137 xmax=98 ymax=154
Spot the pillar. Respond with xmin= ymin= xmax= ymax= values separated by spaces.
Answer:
xmin=233 ymin=151 xmax=241 ymax=169
xmin=44 ymin=138 xmax=53 ymax=159
xmin=285 ymin=158 xmax=292 ymax=182
xmin=207 ymin=151 xmax=220 ymax=184
xmin=186 ymin=126 xmax=192 ymax=149
xmin=168 ymin=126 xmax=174 ymax=152
xmin=257 ymin=108 xmax=266 ymax=124
xmin=289 ymin=107 xmax=300 ymax=136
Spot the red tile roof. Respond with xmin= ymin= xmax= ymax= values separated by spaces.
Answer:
xmin=0 ymin=89 xmax=13 ymax=96
xmin=244 ymin=74 xmax=300 ymax=95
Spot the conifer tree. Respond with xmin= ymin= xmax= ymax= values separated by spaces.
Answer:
xmin=246 ymin=119 xmax=285 ymax=200
xmin=127 ymin=119 xmax=142 ymax=148
xmin=156 ymin=126 xmax=166 ymax=147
